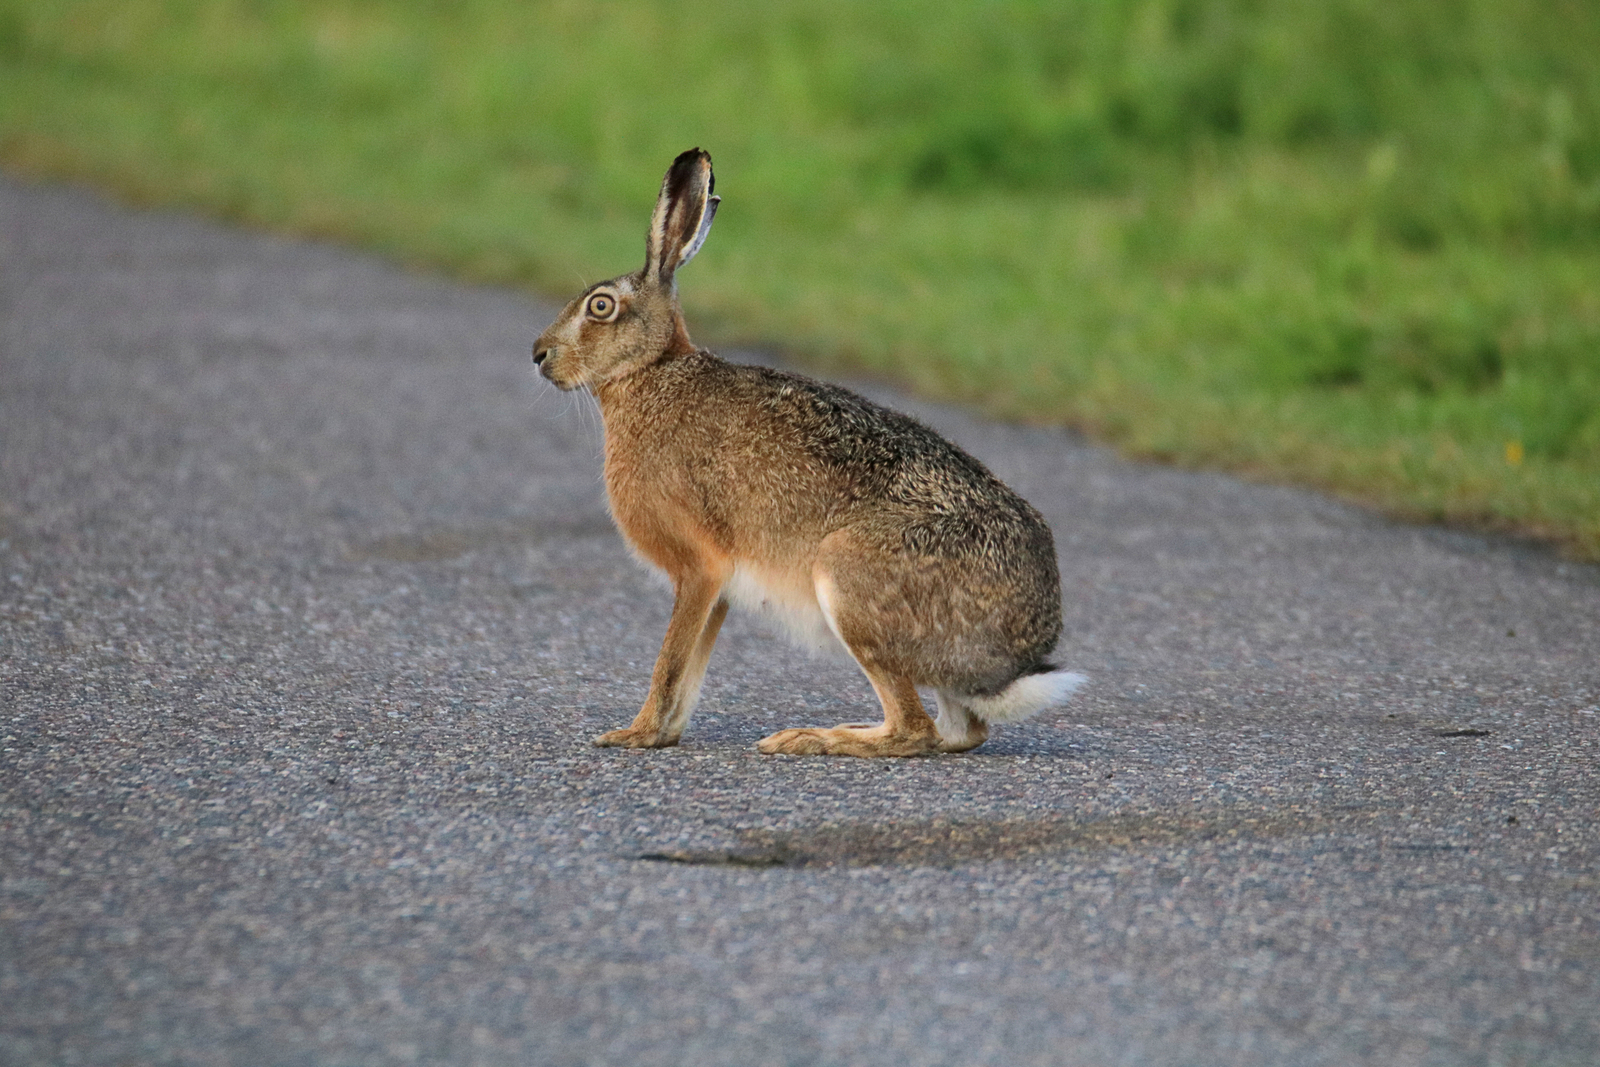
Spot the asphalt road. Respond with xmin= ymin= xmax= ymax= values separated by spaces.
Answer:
xmin=2 ymin=175 xmax=1598 ymax=1067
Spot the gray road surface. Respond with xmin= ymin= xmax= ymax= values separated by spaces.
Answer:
xmin=2 ymin=175 xmax=1598 ymax=1067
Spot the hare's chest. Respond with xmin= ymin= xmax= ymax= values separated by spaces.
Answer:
xmin=601 ymin=430 xmax=726 ymax=565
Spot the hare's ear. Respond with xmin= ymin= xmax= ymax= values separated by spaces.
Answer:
xmin=644 ymin=148 xmax=720 ymax=286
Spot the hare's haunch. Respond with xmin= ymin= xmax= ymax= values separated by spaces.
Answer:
xmin=532 ymin=149 xmax=1084 ymax=756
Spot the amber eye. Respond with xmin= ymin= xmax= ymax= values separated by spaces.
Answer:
xmin=585 ymin=292 xmax=618 ymax=321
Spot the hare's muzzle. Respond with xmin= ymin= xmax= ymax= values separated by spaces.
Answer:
xmin=532 ymin=344 xmax=558 ymax=383
xmin=531 ymin=343 xmax=576 ymax=389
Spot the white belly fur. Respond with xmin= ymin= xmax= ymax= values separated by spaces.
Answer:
xmin=724 ymin=562 xmax=843 ymax=657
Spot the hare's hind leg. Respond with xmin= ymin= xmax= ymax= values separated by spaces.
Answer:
xmin=756 ymin=664 xmax=938 ymax=757
xmin=755 ymin=565 xmax=939 ymax=758
xmin=596 ymin=573 xmax=729 ymax=748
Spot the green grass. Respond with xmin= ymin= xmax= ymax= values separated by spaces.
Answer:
xmin=3 ymin=0 xmax=1597 ymax=556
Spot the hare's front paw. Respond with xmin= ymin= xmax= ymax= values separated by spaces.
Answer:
xmin=593 ymin=727 xmax=679 ymax=749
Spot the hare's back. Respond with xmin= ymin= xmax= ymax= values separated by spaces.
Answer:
xmin=739 ymin=365 xmax=1051 ymax=545
xmin=631 ymin=353 xmax=1056 ymax=573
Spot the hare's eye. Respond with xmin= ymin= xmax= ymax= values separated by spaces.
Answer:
xmin=586 ymin=293 xmax=618 ymax=320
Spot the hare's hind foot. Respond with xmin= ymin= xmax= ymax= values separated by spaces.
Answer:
xmin=594 ymin=726 xmax=681 ymax=749
xmin=757 ymin=721 xmax=938 ymax=758
xmin=934 ymin=717 xmax=988 ymax=753
xmin=932 ymin=691 xmax=990 ymax=753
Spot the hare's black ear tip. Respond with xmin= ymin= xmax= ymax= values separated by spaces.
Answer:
xmin=666 ymin=148 xmax=714 ymax=194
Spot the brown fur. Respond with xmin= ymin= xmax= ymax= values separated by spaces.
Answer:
xmin=532 ymin=149 xmax=1065 ymax=756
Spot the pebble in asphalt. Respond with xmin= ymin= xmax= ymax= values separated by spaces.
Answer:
xmin=2 ymin=175 xmax=1598 ymax=1067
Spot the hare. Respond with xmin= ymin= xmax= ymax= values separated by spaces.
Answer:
xmin=532 ymin=148 xmax=1084 ymax=756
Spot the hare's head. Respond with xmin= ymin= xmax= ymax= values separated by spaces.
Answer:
xmin=533 ymin=149 xmax=719 ymax=391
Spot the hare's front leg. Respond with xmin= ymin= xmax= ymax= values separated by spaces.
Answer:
xmin=595 ymin=573 xmax=728 ymax=748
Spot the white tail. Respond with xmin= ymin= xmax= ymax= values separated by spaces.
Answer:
xmin=960 ymin=669 xmax=1087 ymax=724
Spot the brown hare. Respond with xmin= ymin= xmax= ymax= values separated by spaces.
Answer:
xmin=532 ymin=148 xmax=1084 ymax=756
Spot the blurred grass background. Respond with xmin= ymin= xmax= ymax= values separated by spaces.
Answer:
xmin=2 ymin=0 xmax=1597 ymax=555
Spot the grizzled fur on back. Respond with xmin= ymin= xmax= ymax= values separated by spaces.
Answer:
xmin=760 ymin=368 xmax=1060 ymax=566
